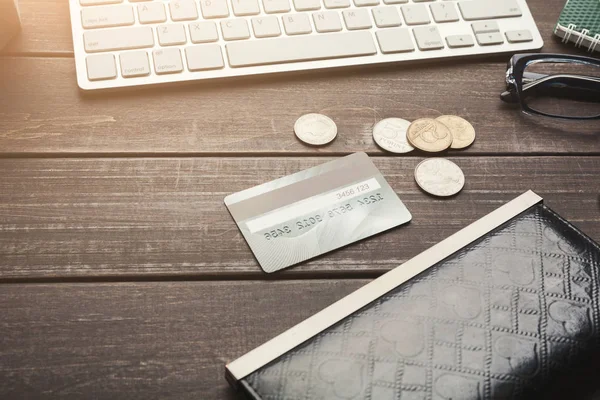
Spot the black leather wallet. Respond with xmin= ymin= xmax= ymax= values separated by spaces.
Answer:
xmin=226 ymin=191 xmax=600 ymax=399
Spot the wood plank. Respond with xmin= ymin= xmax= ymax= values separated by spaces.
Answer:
xmin=0 ymin=280 xmax=367 ymax=399
xmin=0 ymin=156 xmax=598 ymax=280
xmin=0 ymin=0 xmax=577 ymax=56
xmin=2 ymin=281 xmax=600 ymax=400
xmin=1 ymin=56 xmax=599 ymax=156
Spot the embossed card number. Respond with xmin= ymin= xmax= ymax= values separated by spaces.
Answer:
xmin=224 ymin=152 xmax=412 ymax=273
xmin=245 ymin=177 xmax=381 ymax=234
xmin=262 ymin=192 xmax=387 ymax=241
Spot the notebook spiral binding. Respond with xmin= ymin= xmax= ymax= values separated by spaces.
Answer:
xmin=561 ymin=23 xmax=600 ymax=52
xmin=554 ymin=0 xmax=600 ymax=53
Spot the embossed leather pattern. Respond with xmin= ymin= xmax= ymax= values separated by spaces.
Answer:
xmin=241 ymin=204 xmax=600 ymax=399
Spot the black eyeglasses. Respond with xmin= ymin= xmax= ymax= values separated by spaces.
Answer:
xmin=501 ymin=53 xmax=600 ymax=120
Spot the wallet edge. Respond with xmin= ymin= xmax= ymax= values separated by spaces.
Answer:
xmin=225 ymin=190 xmax=544 ymax=388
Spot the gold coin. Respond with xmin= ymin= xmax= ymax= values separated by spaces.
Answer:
xmin=406 ymin=118 xmax=452 ymax=153
xmin=436 ymin=115 xmax=476 ymax=149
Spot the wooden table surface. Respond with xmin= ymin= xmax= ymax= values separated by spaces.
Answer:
xmin=1 ymin=0 xmax=599 ymax=398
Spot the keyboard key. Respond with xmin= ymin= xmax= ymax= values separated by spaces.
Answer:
xmin=86 ymin=54 xmax=117 ymax=80
xmin=354 ymin=0 xmax=379 ymax=6
xmin=119 ymin=50 xmax=150 ymax=77
xmin=153 ymin=48 xmax=183 ymax=74
xmin=81 ymin=5 xmax=134 ymax=29
xmin=471 ymin=21 xmax=499 ymax=34
xmin=226 ymin=31 xmax=376 ymax=67
xmin=189 ymin=21 xmax=219 ymax=43
xmin=343 ymin=9 xmax=372 ymax=30
xmin=313 ymin=11 xmax=342 ymax=32
xmin=446 ymin=34 xmax=474 ymax=48
xmin=506 ymin=29 xmax=533 ymax=43
xmin=252 ymin=17 xmax=281 ymax=37
xmin=169 ymin=0 xmax=199 ymax=21
xmin=476 ymin=32 xmax=504 ymax=45
xmin=72 ymin=0 xmax=543 ymax=91
xmin=323 ymin=0 xmax=349 ymax=9
xmin=282 ymin=13 xmax=313 ymax=34
xmin=138 ymin=3 xmax=167 ymax=24
xmin=373 ymin=6 xmax=402 ymax=28
xmin=200 ymin=0 xmax=229 ymax=18
xmin=232 ymin=0 xmax=260 ymax=16
xmin=376 ymin=28 xmax=414 ymax=53
xmin=185 ymin=45 xmax=225 ymax=70
xmin=221 ymin=19 xmax=251 ymax=40
xmin=413 ymin=25 xmax=444 ymax=50
xmin=80 ymin=0 xmax=121 ymax=5
xmin=458 ymin=0 xmax=521 ymax=21
xmin=430 ymin=2 xmax=459 ymax=23
xmin=157 ymin=24 xmax=187 ymax=46
xmin=401 ymin=5 xmax=430 ymax=25
xmin=263 ymin=0 xmax=291 ymax=13
xmin=84 ymin=26 xmax=154 ymax=52
xmin=293 ymin=0 xmax=320 ymax=11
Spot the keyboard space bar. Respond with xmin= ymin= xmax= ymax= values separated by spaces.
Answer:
xmin=226 ymin=32 xmax=377 ymax=68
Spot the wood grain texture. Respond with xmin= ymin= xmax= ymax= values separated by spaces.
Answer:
xmin=1 ymin=56 xmax=599 ymax=156
xmin=0 ymin=0 xmax=576 ymax=55
xmin=0 ymin=156 xmax=598 ymax=280
xmin=0 ymin=280 xmax=367 ymax=399
xmin=0 ymin=0 xmax=598 ymax=397
xmin=1 ymin=0 xmax=599 ymax=156
xmin=2 ymin=282 xmax=600 ymax=400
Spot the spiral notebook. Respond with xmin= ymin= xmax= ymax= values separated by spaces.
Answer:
xmin=554 ymin=0 xmax=600 ymax=53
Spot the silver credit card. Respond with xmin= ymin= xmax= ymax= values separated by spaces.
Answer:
xmin=224 ymin=152 xmax=412 ymax=273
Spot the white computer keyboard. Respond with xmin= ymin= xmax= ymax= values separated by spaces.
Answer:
xmin=69 ymin=0 xmax=543 ymax=91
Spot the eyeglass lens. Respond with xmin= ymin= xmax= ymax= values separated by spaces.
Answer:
xmin=521 ymin=60 xmax=600 ymax=118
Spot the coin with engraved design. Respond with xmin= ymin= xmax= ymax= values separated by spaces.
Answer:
xmin=294 ymin=113 xmax=337 ymax=146
xmin=414 ymin=158 xmax=465 ymax=197
xmin=372 ymin=118 xmax=414 ymax=154
xmin=406 ymin=118 xmax=452 ymax=153
xmin=436 ymin=115 xmax=476 ymax=149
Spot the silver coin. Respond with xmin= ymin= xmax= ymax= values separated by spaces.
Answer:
xmin=414 ymin=158 xmax=465 ymax=197
xmin=372 ymin=118 xmax=414 ymax=154
xmin=294 ymin=113 xmax=337 ymax=146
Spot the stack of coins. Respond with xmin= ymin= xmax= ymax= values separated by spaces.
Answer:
xmin=371 ymin=115 xmax=476 ymax=154
xmin=406 ymin=116 xmax=476 ymax=153
xmin=292 ymin=113 xmax=475 ymax=197
xmin=370 ymin=115 xmax=474 ymax=197
xmin=292 ymin=113 xmax=475 ymax=152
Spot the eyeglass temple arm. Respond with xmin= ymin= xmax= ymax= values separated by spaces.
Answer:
xmin=500 ymin=72 xmax=550 ymax=103
xmin=501 ymin=73 xmax=600 ymax=103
